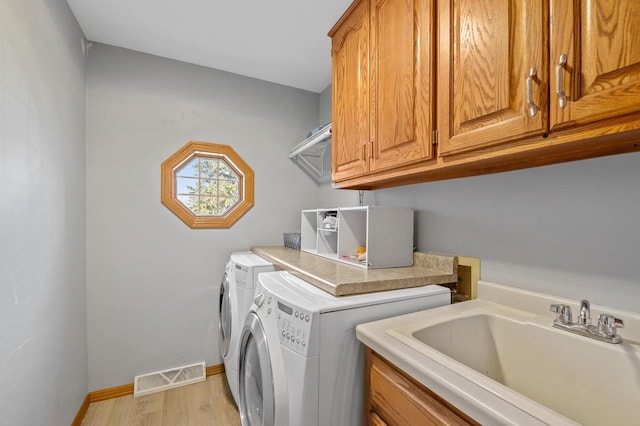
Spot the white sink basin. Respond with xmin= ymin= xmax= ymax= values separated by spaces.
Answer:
xmin=387 ymin=302 xmax=640 ymax=425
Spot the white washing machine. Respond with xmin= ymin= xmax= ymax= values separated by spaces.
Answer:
xmin=237 ymin=271 xmax=451 ymax=426
xmin=219 ymin=252 xmax=273 ymax=405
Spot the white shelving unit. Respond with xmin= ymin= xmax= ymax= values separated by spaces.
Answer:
xmin=300 ymin=206 xmax=414 ymax=269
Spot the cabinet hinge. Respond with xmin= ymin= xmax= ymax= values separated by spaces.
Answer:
xmin=432 ymin=130 xmax=439 ymax=145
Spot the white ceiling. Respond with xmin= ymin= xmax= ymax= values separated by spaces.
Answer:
xmin=66 ymin=0 xmax=353 ymax=93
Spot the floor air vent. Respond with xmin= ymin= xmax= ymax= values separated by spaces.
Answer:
xmin=134 ymin=362 xmax=206 ymax=397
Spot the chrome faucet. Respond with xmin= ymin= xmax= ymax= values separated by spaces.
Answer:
xmin=578 ymin=299 xmax=591 ymax=326
xmin=550 ymin=300 xmax=624 ymax=344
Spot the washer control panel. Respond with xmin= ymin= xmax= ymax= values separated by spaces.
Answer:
xmin=276 ymin=300 xmax=312 ymax=357
xmin=254 ymin=282 xmax=312 ymax=357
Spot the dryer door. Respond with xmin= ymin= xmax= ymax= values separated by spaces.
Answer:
xmin=218 ymin=269 xmax=232 ymax=358
xmin=239 ymin=312 xmax=275 ymax=426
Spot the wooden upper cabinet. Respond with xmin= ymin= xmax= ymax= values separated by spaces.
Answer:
xmin=437 ymin=0 xmax=548 ymax=156
xmin=550 ymin=1 xmax=640 ymax=131
xmin=369 ymin=0 xmax=435 ymax=173
xmin=330 ymin=0 xmax=640 ymax=189
xmin=331 ymin=0 xmax=370 ymax=181
xmin=330 ymin=0 xmax=435 ymax=182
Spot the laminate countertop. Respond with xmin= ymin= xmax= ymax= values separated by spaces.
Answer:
xmin=251 ymin=246 xmax=458 ymax=296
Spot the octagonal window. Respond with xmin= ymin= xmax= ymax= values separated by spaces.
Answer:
xmin=175 ymin=156 xmax=241 ymax=216
xmin=161 ymin=141 xmax=254 ymax=228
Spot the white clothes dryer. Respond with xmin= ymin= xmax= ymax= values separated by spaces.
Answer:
xmin=237 ymin=271 xmax=451 ymax=426
xmin=219 ymin=251 xmax=273 ymax=405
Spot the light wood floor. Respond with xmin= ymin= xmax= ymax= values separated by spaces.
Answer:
xmin=82 ymin=374 xmax=240 ymax=426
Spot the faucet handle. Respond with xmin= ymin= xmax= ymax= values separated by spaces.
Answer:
xmin=597 ymin=314 xmax=624 ymax=337
xmin=550 ymin=304 xmax=573 ymax=324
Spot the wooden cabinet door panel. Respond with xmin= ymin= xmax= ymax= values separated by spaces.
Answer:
xmin=369 ymin=352 xmax=475 ymax=426
xmin=369 ymin=0 xmax=434 ymax=172
xmin=438 ymin=0 xmax=547 ymax=156
xmin=550 ymin=1 xmax=640 ymax=130
xmin=331 ymin=0 xmax=370 ymax=181
xmin=369 ymin=411 xmax=388 ymax=426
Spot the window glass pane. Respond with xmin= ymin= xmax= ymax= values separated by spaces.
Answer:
xmin=176 ymin=177 xmax=199 ymax=195
xmin=199 ymin=196 xmax=219 ymax=216
xmin=174 ymin=155 xmax=242 ymax=217
xmin=176 ymin=158 xmax=199 ymax=177
xmin=178 ymin=195 xmax=200 ymax=214
xmin=219 ymin=161 xmax=239 ymax=181
xmin=199 ymin=179 xmax=218 ymax=197
xmin=200 ymin=158 xmax=219 ymax=179
xmin=219 ymin=197 xmax=239 ymax=212
xmin=174 ymin=156 xmax=242 ymax=217
xmin=219 ymin=180 xmax=239 ymax=198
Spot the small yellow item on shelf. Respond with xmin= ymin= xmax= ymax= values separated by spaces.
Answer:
xmin=355 ymin=246 xmax=366 ymax=256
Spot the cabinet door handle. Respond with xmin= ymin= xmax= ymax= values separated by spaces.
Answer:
xmin=361 ymin=144 xmax=366 ymax=161
xmin=555 ymin=54 xmax=568 ymax=108
xmin=526 ymin=67 xmax=539 ymax=117
xmin=369 ymin=140 xmax=374 ymax=159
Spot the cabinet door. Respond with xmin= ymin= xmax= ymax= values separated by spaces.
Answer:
xmin=331 ymin=0 xmax=370 ymax=181
xmin=367 ymin=350 xmax=477 ymax=425
xmin=550 ymin=1 xmax=640 ymax=130
xmin=368 ymin=411 xmax=387 ymax=426
xmin=369 ymin=0 xmax=435 ymax=172
xmin=437 ymin=0 xmax=547 ymax=156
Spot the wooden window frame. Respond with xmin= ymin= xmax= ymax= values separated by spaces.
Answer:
xmin=161 ymin=141 xmax=254 ymax=229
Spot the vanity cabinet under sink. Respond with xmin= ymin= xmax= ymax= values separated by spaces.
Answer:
xmin=366 ymin=349 xmax=478 ymax=426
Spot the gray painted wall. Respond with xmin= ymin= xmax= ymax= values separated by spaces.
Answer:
xmin=375 ymin=153 xmax=640 ymax=312
xmin=0 ymin=0 xmax=87 ymax=424
xmin=319 ymin=84 xmax=332 ymax=125
xmin=86 ymin=44 xmax=320 ymax=390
